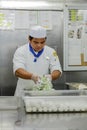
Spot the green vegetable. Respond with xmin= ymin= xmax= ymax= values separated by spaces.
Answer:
xmin=33 ymin=76 xmax=53 ymax=91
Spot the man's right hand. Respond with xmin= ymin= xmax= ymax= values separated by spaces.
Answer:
xmin=31 ymin=74 xmax=40 ymax=83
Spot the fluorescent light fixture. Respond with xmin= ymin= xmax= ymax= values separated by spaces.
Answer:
xmin=0 ymin=1 xmax=49 ymax=8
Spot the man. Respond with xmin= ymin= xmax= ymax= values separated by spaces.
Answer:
xmin=13 ymin=25 xmax=62 ymax=96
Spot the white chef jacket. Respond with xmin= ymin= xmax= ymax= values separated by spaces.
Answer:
xmin=13 ymin=43 xmax=62 ymax=96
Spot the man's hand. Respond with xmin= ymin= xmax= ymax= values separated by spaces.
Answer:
xmin=31 ymin=74 xmax=40 ymax=83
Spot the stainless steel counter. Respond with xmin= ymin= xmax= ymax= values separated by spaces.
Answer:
xmin=0 ymin=110 xmax=87 ymax=130
xmin=0 ymin=96 xmax=87 ymax=130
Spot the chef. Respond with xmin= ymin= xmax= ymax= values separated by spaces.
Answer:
xmin=13 ymin=25 xmax=62 ymax=96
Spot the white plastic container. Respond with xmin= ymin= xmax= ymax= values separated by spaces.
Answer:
xmin=23 ymin=93 xmax=87 ymax=113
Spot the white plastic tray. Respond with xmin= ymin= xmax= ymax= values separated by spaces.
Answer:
xmin=23 ymin=94 xmax=87 ymax=113
xmin=23 ymin=89 xmax=87 ymax=96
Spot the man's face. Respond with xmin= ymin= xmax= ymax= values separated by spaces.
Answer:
xmin=29 ymin=38 xmax=46 ymax=52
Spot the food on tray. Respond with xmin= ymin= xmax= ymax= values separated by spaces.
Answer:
xmin=66 ymin=83 xmax=87 ymax=90
xmin=33 ymin=76 xmax=53 ymax=91
xmin=24 ymin=99 xmax=87 ymax=112
xmin=79 ymin=84 xmax=87 ymax=90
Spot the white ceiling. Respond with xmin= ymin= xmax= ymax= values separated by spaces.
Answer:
xmin=1 ymin=0 xmax=87 ymax=3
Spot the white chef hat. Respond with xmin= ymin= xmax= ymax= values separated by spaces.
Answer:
xmin=29 ymin=25 xmax=47 ymax=38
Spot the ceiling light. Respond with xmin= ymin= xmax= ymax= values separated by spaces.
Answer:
xmin=0 ymin=1 xmax=49 ymax=8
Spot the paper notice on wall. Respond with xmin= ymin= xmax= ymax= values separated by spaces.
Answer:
xmin=81 ymin=31 xmax=87 ymax=62
xmin=15 ymin=11 xmax=29 ymax=29
xmin=29 ymin=11 xmax=38 ymax=25
xmin=0 ymin=10 xmax=15 ymax=30
xmin=38 ymin=11 xmax=52 ymax=30
xmin=64 ymin=8 xmax=87 ymax=70
xmin=68 ymin=39 xmax=82 ymax=65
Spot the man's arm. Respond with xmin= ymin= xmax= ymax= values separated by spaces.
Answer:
xmin=15 ymin=68 xmax=39 ymax=83
xmin=51 ymin=70 xmax=61 ymax=80
xmin=15 ymin=68 xmax=32 ymax=79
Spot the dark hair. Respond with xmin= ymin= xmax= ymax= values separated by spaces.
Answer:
xmin=29 ymin=35 xmax=47 ymax=41
xmin=29 ymin=36 xmax=33 ymax=40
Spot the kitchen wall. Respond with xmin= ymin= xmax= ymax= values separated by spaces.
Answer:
xmin=0 ymin=10 xmax=64 ymax=95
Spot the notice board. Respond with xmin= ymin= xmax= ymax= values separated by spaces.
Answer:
xmin=64 ymin=4 xmax=87 ymax=71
